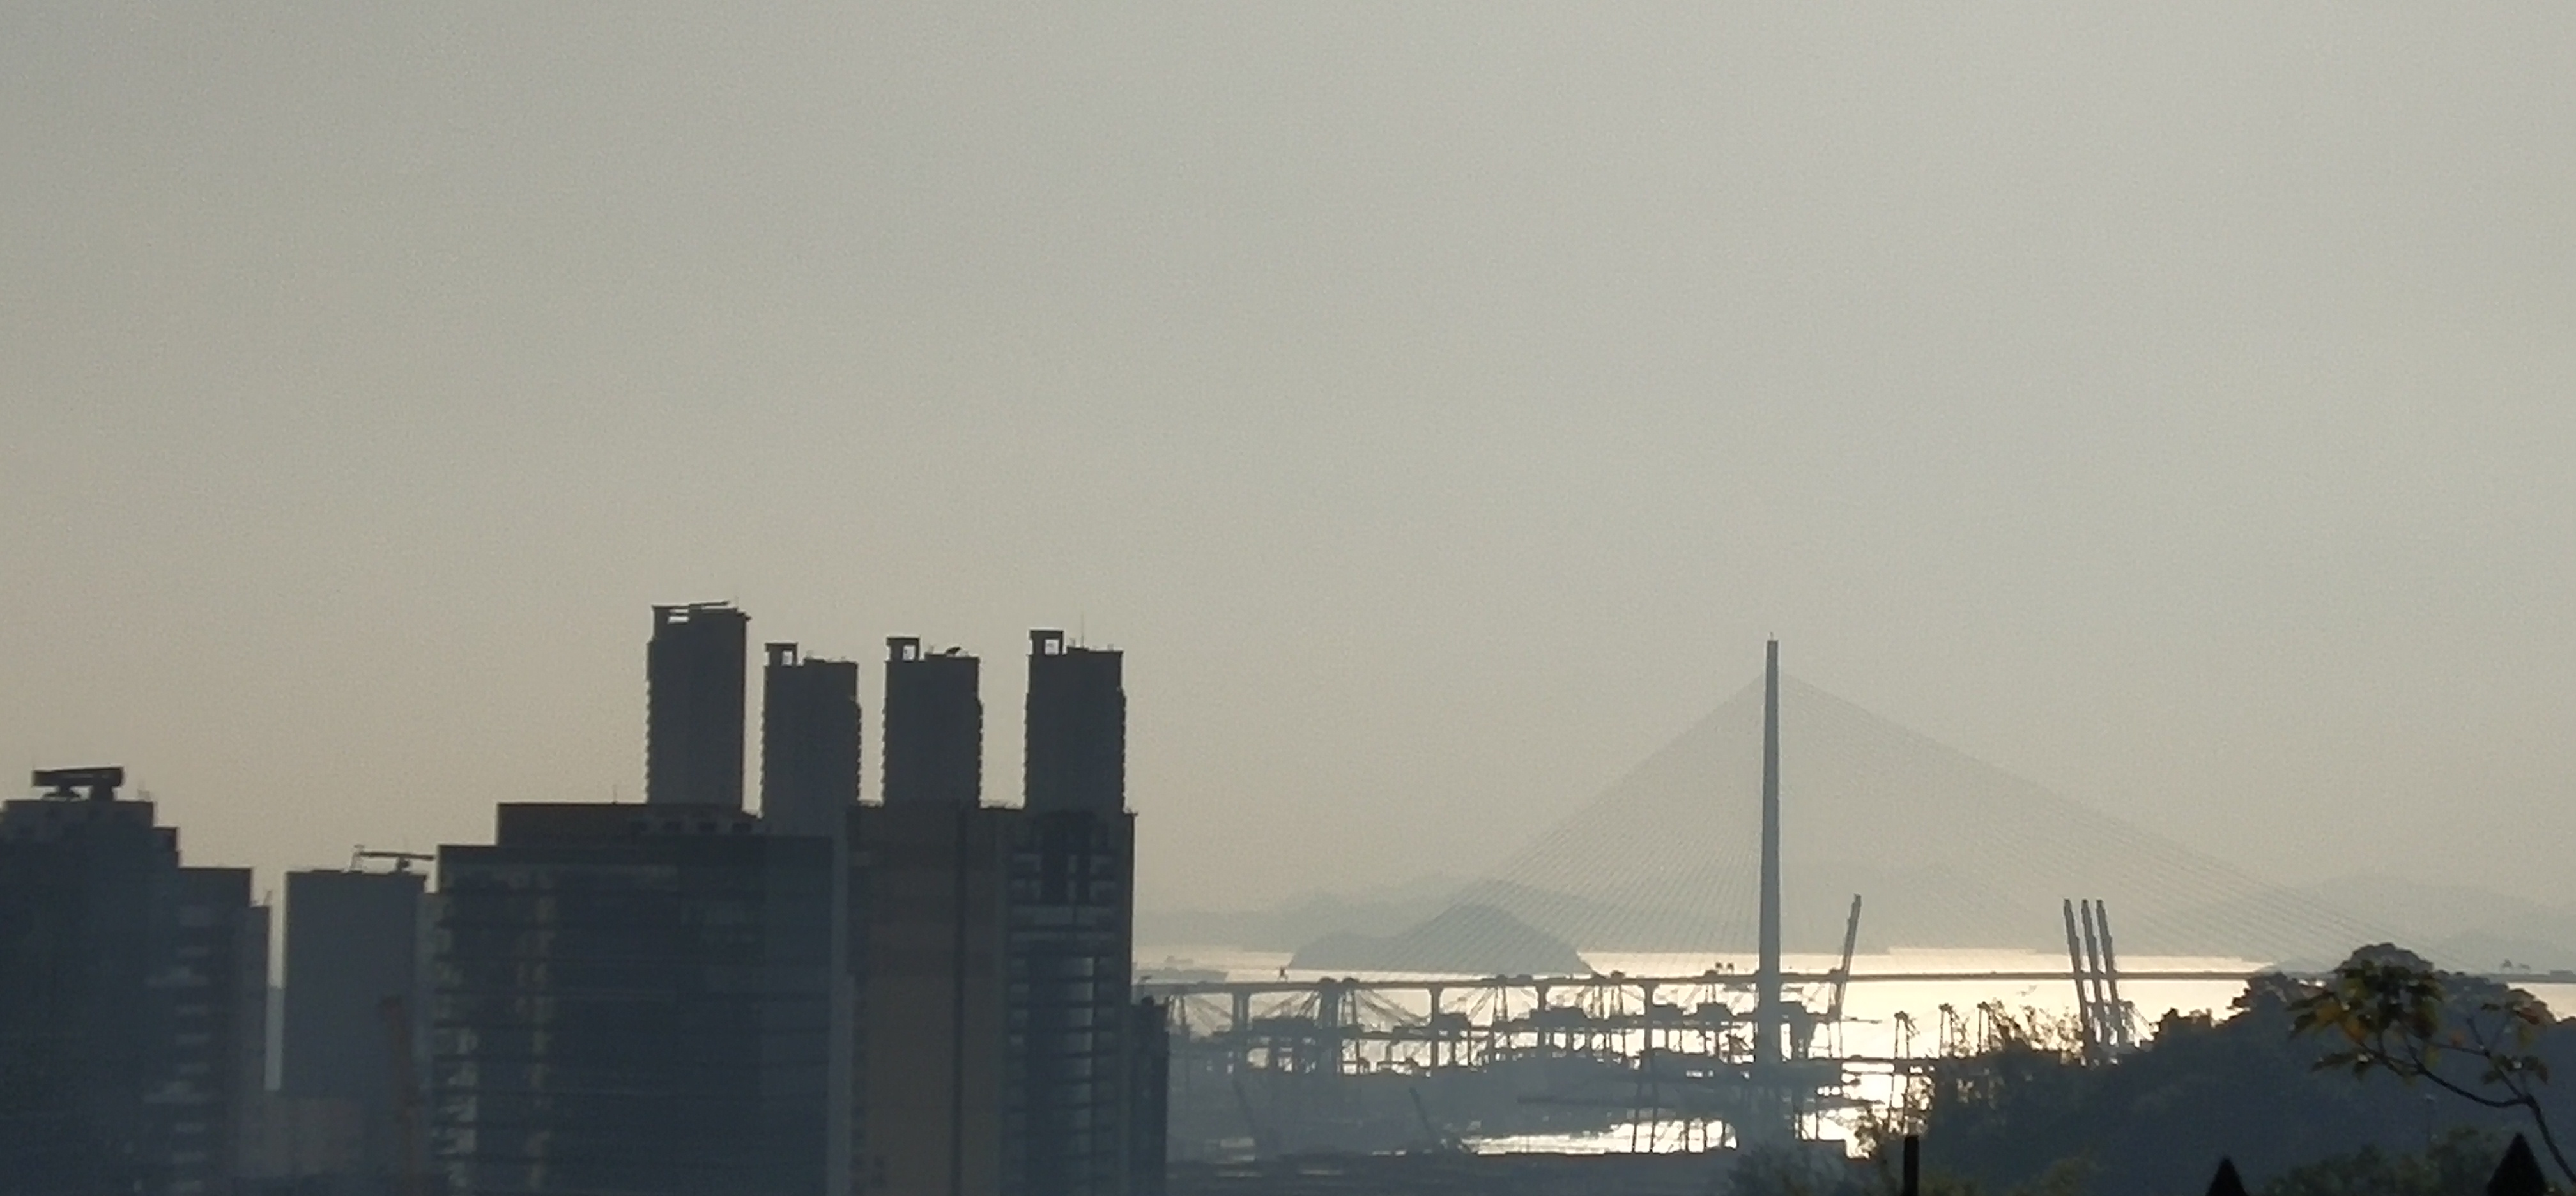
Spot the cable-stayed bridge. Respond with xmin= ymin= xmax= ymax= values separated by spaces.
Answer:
xmin=1147 ymin=645 xmax=2421 ymax=1158
xmin=1397 ymin=664 xmax=2380 ymax=965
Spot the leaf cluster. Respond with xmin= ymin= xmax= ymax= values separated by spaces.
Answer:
xmin=2257 ymin=1127 xmax=2512 ymax=1196
xmin=2287 ymin=945 xmax=2568 ymax=1183
xmin=1901 ymin=947 xmax=2570 ymax=1196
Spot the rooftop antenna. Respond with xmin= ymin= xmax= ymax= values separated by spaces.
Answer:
xmin=31 ymin=767 xmax=125 ymax=802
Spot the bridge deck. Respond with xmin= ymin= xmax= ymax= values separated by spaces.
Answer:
xmin=1138 ymin=967 xmax=2276 ymax=999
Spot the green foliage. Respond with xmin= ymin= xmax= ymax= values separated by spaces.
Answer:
xmin=2257 ymin=1128 xmax=2509 ymax=1196
xmin=1726 ymin=1139 xmax=2067 ymax=1196
xmin=2292 ymin=946 xmax=2550 ymax=1088
xmin=1897 ymin=947 xmax=2573 ymax=1196
xmin=2288 ymin=945 xmax=2571 ymax=1183
xmin=1723 ymin=1142 xmax=1868 ymax=1196
xmin=2008 ymin=1158 xmax=2092 ymax=1196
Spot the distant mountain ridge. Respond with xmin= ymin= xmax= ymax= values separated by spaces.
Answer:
xmin=1149 ymin=871 xmax=2576 ymax=974
xmin=2172 ymin=875 xmax=2576 ymax=972
xmin=1289 ymin=904 xmax=1588 ymax=976
xmin=1139 ymin=876 xmax=1469 ymax=953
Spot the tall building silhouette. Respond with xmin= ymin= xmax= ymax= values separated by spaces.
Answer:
xmin=433 ymin=618 xmax=1161 ymax=1196
xmin=431 ymin=804 xmax=835 ymax=1196
xmin=0 ymin=769 xmax=267 ymax=1196
xmin=1024 ymin=631 xmax=1124 ymax=815
xmin=881 ymin=637 xmax=980 ymax=808
xmin=760 ymin=643 xmax=861 ymax=836
xmin=176 ymin=864 xmax=270 ymax=1196
xmin=279 ymin=864 xmax=427 ymax=1186
xmin=1124 ymin=1000 xmax=1169 ymax=1196
xmin=851 ymin=630 xmax=1152 ymax=1196
xmin=647 ymin=602 xmax=749 ymax=808
xmin=1009 ymin=631 xmax=1140 ymax=1193
xmin=1000 ymin=806 xmax=1139 ymax=1195
xmin=851 ymin=806 xmax=1148 ymax=1196
xmin=852 ymin=802 xmax=1013 ymax=1195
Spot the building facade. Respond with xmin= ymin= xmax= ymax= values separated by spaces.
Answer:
xmin=429 ymin=804 xmax=834 ymax=1196
xmin=761 ymin=642 xmax=862 ymax=836
xmin=848 ymin=631 xmax=1154 ymax=1196
xmin=279 ymin=865 xmax=429 ymax=1188
xmin=1015 ymin=632 xmax=1145 ymax=1193
xmin=1022 ymin=631 xmax=1124 ymax=816
xmin=647 ymin=602 xmax=751 ymax=808
xmin=850 ymin=802 xmax=1011 ymax=1196
xmin=881 ymin=637 xmax=981 ymax=808
xmin=1000 ymin=809 xmax=1139 ymax=1196
xmin=0 ymin=769 xmax=266 ymax=1196
xmin=427 ymin=620 xmax=1163 ymax=1196
xmin=850 ymin=805 xmax=1148 ymax=1196
xmin=1124 ymin=1000 xmax=1169 ymax=1196
xmin=172 ymin=865 xmax=272 ymax=1196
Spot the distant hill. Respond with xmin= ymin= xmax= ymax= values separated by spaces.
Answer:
xmin=1289 ymin=903 xmax=1588 ymax=976
xmin=2174 ymin=875 xmax=2576 ymax=972
xmin=1141 ymin=878 xmax=1706 ymax=958
xmin=1138 ymin=877 xmax=1468 ymax=951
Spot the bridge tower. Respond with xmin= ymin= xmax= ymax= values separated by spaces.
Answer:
xmin=1749 ymin=639 xmax=1795 ymax=1142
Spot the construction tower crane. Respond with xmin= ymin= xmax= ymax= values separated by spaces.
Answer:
xmin=351 ymin=847 xmax=435 ymax=874
xmin=1798 ymin=895 xmax=1866 ymax=1058
xmin=1826 ymin=895 xmax=1864 ymax=1024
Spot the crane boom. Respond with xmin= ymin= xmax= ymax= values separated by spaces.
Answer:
xmin=352 ymin=847 xmax=436 ymax=873
xmin=1825 ymin=894 xmax=1863 ymax=1022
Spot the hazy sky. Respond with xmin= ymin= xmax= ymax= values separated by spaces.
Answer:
xmin=4 ymin=4 xmax=2571 ymax=914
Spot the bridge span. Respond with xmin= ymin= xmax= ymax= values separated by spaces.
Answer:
xmin=1139 ymin=967 xmax=2268 ymax=1002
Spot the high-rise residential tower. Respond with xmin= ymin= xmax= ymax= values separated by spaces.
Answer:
xmin=1008 ymin=631 xmax=1139 ymax=1193
xmin=761 ymin=642 xmax=861 ymax=836
xmin=647 ymin=602 xmax=750 ymax=808
xmin=279 ymin=863 xmax=428 ymax=1185
xmin=1000 ymin=806 xmax=1138 ymax=1195
xmin=0 ymin=769 xmax=175 ymax=1193
xmin=431 ymin=804 xmax=835 ymax=1196
xmin=174 ymin=864 xmax=270 ymax=1195
xmin=847 ymin=630 xmax=1157 ymax=1196
xmin=849 ymin=805 xmax=1146 ymax=1196
xmin=850 ymin=802 xmax=1013 ymax=1195
xmin=1023 ymin=631 xmax=1124 ymax=815
xmin=0 ymin=769 xmax=268 ymax=1196
xmin=880 ymin=637 xmax=981 ymax=808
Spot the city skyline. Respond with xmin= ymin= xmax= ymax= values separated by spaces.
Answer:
xmin=10 ymin=4 xmax=2573 ymax=1190
xmin=0 ymin=604 xmax=1154 ymax=1193
xmin=6 ymin=4 xmax=2572 ymax=917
